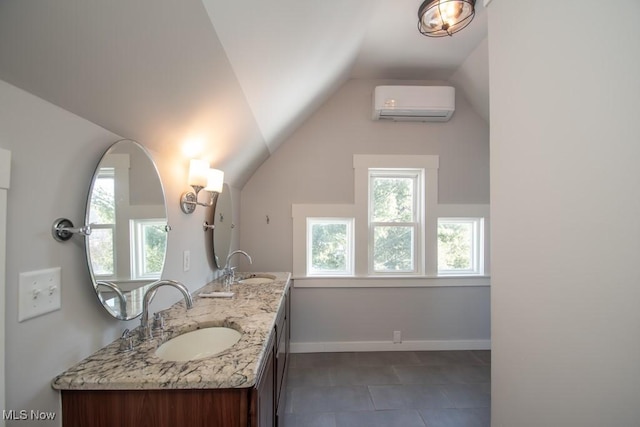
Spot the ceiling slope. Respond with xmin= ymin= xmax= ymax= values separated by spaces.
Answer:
xmin=0 ymin=0 xmax=489 ymax=186
xmin=351 ymin=0 xmax=487 ymax=79
xmin=450 ymin=36 xmax=489 ymax=123
xmin=202 ymin=0 xmax=381 ymax=154
xmin=0 ymin=0 xmax=268 ymax=186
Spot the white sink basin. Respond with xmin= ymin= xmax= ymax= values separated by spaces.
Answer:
xmin=238 ymin=274 xmax=277 ymax=285
xmin=155 ymin=327 xmax=242 ymax=362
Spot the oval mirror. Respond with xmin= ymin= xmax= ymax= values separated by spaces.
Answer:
xmin=85 ymin=139 xmax=168 ymax=320
xmin=211 ymin=183 xmax=233 ymax=269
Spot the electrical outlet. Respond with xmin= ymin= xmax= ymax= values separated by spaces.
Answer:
xmin=393 ymin=330 xmax=402 ymax=344
xmin=183 ymin=250 xmax=190 ymax=272
xmin=18 ymin=267 xmax=61 ymax=322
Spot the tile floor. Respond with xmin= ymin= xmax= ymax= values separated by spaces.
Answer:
xmin=281 ymin=350 xmax=491 ymax=427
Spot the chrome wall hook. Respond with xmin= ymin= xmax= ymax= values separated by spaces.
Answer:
xmin=52 ymin=218 xmax=92 ymax=242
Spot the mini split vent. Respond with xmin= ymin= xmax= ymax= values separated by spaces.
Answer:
xmin=372 ymin=85 xmax=455 ymax=122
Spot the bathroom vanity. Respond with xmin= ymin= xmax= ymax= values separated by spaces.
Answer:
xmin=52 ymin=273 xmax=291 ymax=427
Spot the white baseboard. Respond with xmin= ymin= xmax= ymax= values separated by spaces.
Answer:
xmin=290 ymin=339 xmax=491 ymax=353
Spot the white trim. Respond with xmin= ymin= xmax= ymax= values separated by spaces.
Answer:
xmin=353 ymin=154 xmax=439 ymax=170
xmin=437 ymin=217 xmax=484 ymax=276
xmin=306 ymin=217 xmax=354 ymax=276
xmin=291 ymin=339 xmax=491 ymax=353
xmin=292 ymin=276 xmax=490 ymax=288
xmin=354 ymin=155 xmax=439 ymax=276
xmin=437 ymin=204 xmax=490 ymax=276
xmin=292 ymin=204 xmax=355 ymax=277
xmin=0 ymin=147 xmax=10 ymax=426
xmin=369 ymin=169 xmax=422 ymax=275
xmin=484 ymin=0 xmax=494 ymax=7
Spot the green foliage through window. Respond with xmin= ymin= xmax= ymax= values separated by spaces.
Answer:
xmin=370 ymin=171 xmax=419 ymax=273
xmin=373 ymin=226 xmax=413 ymax=271
xmin=142 ymin=223 xmax=166 ymax=276
xmin=437 ymin=218 xmax=483 ymax=275
xmin=308 ymin=219 xmax=353 ymax=275
xmin=372 ymin=177 xmax=414 ymax=222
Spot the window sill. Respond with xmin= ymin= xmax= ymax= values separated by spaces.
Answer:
xmin=292 ymin=275 xmax=490 ymax=288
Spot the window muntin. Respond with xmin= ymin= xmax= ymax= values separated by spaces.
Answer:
xmin=131 ymin=219 xmax=166 ymax=280
xmin=437 ymin=217 xmax=484 ymax=276
xmin=307 ymin=218 xmax=354 ymax=276
xmin=369 ymin=170 xmax=421 ymax=274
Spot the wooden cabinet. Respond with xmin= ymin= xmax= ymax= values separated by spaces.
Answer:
xmin=61 ymin=389 xmax=250 ymax=427
xmin=252 ymin=334 xmax=275 ymax=427
xmin=275 ymin=286 xmax=290 ymax=423
xmin=60 ymin=285 xmax=291 ymax=427
xmin=252 ymin=284 xmax=290 ymax=427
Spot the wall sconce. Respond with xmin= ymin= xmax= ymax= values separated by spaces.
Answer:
xmin=180 ymin=159 xmax=224 ymax=214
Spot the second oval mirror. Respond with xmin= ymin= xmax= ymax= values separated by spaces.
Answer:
xmin=85 ymin=139 xmax=168 ymax=320
xmin=211 ymin=183 xmax=233 ymax=269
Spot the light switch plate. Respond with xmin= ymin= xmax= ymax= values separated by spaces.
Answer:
xmin=18 ymin=267 xmax=61 ymax=322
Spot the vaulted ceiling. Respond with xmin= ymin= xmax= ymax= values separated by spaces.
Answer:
xmin=0 ymin=0 xmax=488 ymax=187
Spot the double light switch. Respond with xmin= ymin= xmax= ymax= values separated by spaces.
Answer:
xmin=18 ymin=267 xmax=62 ymax=322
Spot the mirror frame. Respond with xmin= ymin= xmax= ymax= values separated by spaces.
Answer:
xmin=84 ymin=139 xmax=169 ymax=320
xmin=211 ymin=183 xmax=233 ymax=269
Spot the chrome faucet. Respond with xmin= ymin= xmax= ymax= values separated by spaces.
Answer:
xmin=139 ymin=280 xmax=193 ymax=340
xmin=96 ymin=281 xmax=127 ymax=317
xmin=222 ymin=250 xmax=253 ymax=288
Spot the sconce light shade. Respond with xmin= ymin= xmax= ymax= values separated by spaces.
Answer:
xmin=418 ymin=0 xmax=475 ymax=37
xmin=181 ymin=161 xmax=225 ymax=214
xmin=187 ymin=159 xmax=209 ymax=188
xmin=204 ymin=168 xmax=224 ymax=193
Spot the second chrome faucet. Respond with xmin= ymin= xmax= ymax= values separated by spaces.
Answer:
xmin=222 ymin=250 xmax=253 ymax=291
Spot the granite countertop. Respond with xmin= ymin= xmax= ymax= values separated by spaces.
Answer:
xmin=52 ymin=272 xmax=291 ymax=391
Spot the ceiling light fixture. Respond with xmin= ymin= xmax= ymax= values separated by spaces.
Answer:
xmin=417 ymin=0 xmax=476 ymax=37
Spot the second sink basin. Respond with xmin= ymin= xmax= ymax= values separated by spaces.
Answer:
xmin=238 ymin=274 xmax=277 ymax=285
xmin=155 ymin=327 xmax=242 ymax=362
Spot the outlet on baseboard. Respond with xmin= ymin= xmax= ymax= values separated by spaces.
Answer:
xmin=393 ymin=330 xmax=402 ymax=344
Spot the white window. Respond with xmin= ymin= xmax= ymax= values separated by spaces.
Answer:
xmin=437 ymin=217 xmax=484 ymax=276
xmin=292 ymin=155 xmax=490 ymax=285
xmin=369 ymin=170 xmax=422 ymax=274
xmin=307 ymin=218 xmax=354 ymax=276
xmin=88 ymin=168 xmax=116 ymax=277
xmin=130 ymin=219 xmax=167 ymax=280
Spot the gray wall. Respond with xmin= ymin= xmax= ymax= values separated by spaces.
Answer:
xmin=0 ymin=80 xmax=237 ymax=426
xmin=240 ymin=79 xmax=490 ymax=350
xmin=489 ymin=1 xmax=640 ymax=426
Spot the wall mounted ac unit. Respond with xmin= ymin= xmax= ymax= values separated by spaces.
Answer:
xmin=372 ymin=85 xmax=455 ymax=122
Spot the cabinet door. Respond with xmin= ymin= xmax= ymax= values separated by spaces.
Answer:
xmin=254 ymin=345 xmax=275 ymax=427
xmin=275 ymin=287 xmax=290 ymax=422
xmin=61 ymin=389 xmax=250 ymax=427
xmin=275 ymin=318 xmax=287 ymax=403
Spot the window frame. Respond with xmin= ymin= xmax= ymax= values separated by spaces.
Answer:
xmin=306 ymin=217 xmax=355 ymax=277
xmin=291 ymin=155 xmax=491 ymax=286
xmin=368 ymin=169 xmax=423 ymax=275
xmin=437 ymin=217 xmax=485 ymax=276
xmin=87 ymin=167 xmax=117 ymax=279
xmin=354 ymin=155 xmax=439 ymax=276
xmin=130 ymin=218 xmax=166 ymax=280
